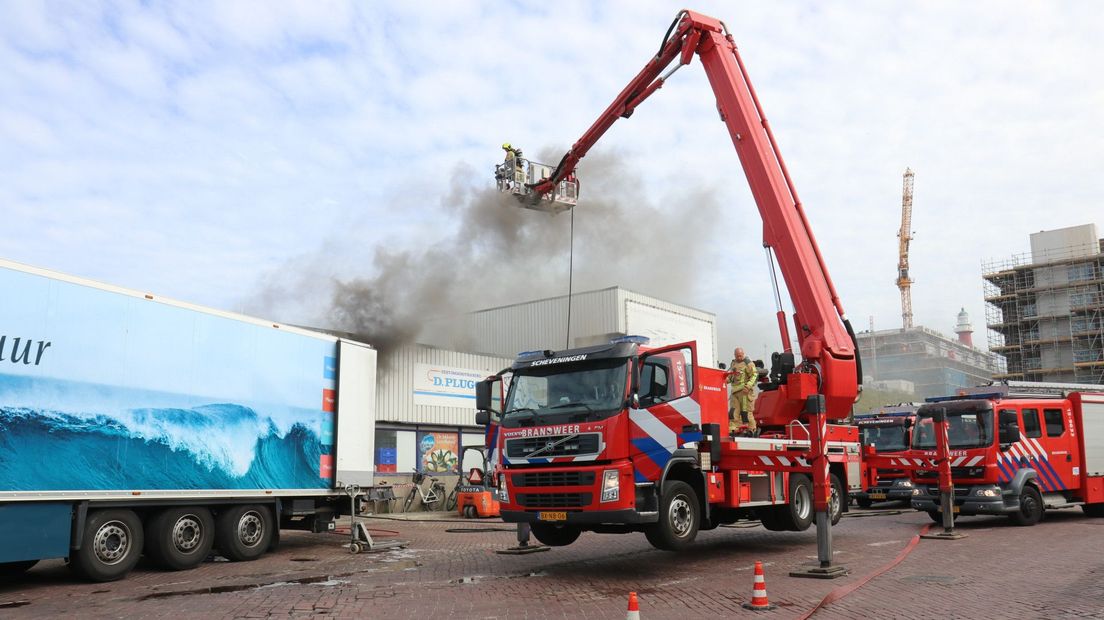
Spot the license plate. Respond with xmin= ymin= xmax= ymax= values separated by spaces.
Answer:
xmin=937 ymin=506 xmax=961 ymax=514
xmin=869 ymin=493 xmax=887 ymax=500
xmin=539 ymin=511 xmax=567 ymax=521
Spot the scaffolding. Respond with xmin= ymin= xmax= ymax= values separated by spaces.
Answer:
xmin=983 ymin=239 xmax=1104 ymax=384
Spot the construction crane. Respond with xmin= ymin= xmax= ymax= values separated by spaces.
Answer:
xmin=896 ymin=168 xmax=915 ymax=329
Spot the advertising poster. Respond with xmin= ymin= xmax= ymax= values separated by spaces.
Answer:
xmin=413 ymin=363 xmax=485 ymax=409
xmin=0 ymin=266 xmax=334 ymax=492
xmin=417 ymin=431 xmax=459 ymax=473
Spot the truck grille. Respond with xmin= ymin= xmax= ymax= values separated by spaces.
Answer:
xmin=915 ymin=468 xmax=980 ymax=480
xmin=516 ymin=492 xmax=592 ymax=508
xmin=505 ymin=433 xmax=601 ymax=459
xmin=512 ymin=472 xmax=595 ymax=487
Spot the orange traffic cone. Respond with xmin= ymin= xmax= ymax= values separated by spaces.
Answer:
xmin=626 ymin=591 xmax=640 ymax=620
xmin=741 ymin=561 xmax=776 ymax=610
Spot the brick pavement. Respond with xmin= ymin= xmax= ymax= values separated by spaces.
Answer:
xmin=2 ymin=508 xmax=1102 ymax=619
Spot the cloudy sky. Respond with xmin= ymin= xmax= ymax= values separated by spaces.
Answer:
xmin=2 ymin=1 xmax=1101 ymax=361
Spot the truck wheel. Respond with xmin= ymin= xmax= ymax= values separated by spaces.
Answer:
xmin=70 ymin=509 xmax=143 ymax=582
xmin=146 ymin=507 xmax=215 ymax=571
xmin=644 ymin=480 xmax=700 ymax=550
xmin=1082 ymin=503 xmax=1104 ymax=518
xmin=1009 ymin=485 xmax=1043 ymax=526
xmin=927 ymin=510 xmax=942 ymax=523
xmin=778 ymin=474 xmax=814 ymax=531
xmin=757 ymin=508 xmax=788 ymax=531
xmin=0 ymin=560 xmax=38 ymax=576
xmin=856 ymin=497 xmax=873 ymax=510
xmin=828 ymin=474 xmax=844 ymax=526
xmin=530 ymin=523 xmax=581 ymax=546
xmin=215 ymin=505 xmax=273 ymax=561
xmin=403 ymin=489 xmax=418 ymax=512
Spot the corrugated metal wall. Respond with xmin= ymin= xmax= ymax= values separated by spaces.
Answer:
xmin=375 ymin=344 xmax=513 ymax=426
xmin=618 ymin=289 xmax=718 ymax=364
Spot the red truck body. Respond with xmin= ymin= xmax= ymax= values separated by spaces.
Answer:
xmin=908 ymin=386 xmax=1104 ymax=523
xmin=852 ymin=405 xmax=918 ymax=507
xmin=482 ymin=339 xmax=861 ymax=548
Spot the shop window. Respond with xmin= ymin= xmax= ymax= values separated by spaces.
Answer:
xmin=375 ymin=429 xmax=397 ymax=473
xmin=417 ymin=431 xmax=459 ymax=473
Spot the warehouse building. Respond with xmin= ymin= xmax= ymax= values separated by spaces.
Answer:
xmin=984 ymin=224 xmax=1104 ymax=384
xmin=371 ymin=286 xmax=718 ymax=490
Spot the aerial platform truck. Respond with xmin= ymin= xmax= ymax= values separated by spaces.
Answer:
xmin=476 ymin=9 xmax=888 ymax=574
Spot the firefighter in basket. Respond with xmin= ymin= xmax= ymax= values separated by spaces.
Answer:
xmin=726 ymin=347 xmax=758 ymax=436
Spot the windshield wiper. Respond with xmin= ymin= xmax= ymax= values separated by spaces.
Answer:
xmin=548 ymin=402 xmax=594 ymax=412
xmin=505 ymin=407 xmax=537 ymax=416
xmin=505 ymin=407 xmax=547 ymax=426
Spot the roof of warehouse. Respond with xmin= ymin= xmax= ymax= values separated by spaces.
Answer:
xmin=468 ymin=285 xmax=715 ymax=318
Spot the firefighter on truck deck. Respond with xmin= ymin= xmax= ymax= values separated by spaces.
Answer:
xmin=727 ymin=347 xmax=758 ymax=435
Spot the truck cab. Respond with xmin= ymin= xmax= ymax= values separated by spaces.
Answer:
xmin=853 ymin=406 xmax=917 ymax=507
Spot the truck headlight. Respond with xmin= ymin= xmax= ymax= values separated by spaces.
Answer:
xmin=498 ymin=473 xmax=509 ymax=502
xmin=601 ymin=469 xmax=619 ymax=503
xmin=976 ymin=488 xmax=1000 ymax=497
xmin=897 ymin=479 xmax=913 ymax=488
xmin=912 ymin=488 xmax=922 ymax=496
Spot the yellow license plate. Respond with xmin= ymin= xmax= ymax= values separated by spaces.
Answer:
xmin=869 ymin=493 xmax=887 ymax=500
xmin=539 ymin=511 xmax=567 ymax=521
xmin=937 ymin=506 xmax=961 ymax=514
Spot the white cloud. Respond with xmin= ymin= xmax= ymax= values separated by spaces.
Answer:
xmin=0 ymin=0 xmax=1101 ymax=363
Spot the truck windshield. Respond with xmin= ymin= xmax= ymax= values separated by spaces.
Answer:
xmin=860 ymin=424 xmax=908 ymax=452
xmin=503 ymin=359 xmax=628 ymax=426
xmin=912 ymin=410 xmax=993 ymax=450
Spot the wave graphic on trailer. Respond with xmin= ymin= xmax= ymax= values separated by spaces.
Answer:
xmin=0 ymin=376 xmax=327 ymax=491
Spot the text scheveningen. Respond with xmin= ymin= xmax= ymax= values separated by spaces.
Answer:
xmin=530 ymin=354 xmax=587 ymax=366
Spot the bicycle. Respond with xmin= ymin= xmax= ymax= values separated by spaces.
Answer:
xmin=403 ymin=472 xmax=446 ymax=512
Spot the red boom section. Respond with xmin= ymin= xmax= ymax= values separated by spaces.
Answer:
xmin=530 ymin=10 xmax=857 ymax=423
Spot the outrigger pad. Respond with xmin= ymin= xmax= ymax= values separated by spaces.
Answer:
xmin=789 ymin=563 xmax=850 ymax=579
xmin=919 ymin=530 xmax=967 ymax=540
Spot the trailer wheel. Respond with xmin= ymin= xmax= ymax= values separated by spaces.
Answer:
xmin=644 ymin=480 xmax=700 ymax=550
xmin=1009 ymin=485 xmax=1043 ymax=526
xmin=70 ymin=509 xmax=143 ymax=582
xmin=1082 ymin=503 xmax=1104 ymax=518
xmin=530 ymin=523 xmax=581 ymax=547
xmin=0 ymin=560 xmax=38 ymax=576
xmin=146 ymin=507 xmax=215 ymax=571
xmin=829 ymin=474 xmax=844 ymax=526
xmin=215 ymin=505 xmax=273 ymax=561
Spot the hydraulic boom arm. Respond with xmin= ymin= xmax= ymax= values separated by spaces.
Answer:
xmin=529 ymin=10 xmax=860 ymax=423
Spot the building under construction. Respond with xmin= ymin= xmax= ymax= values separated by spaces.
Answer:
xmin=984 ymin=223 xmax=1104 ymax=384
xmin=856 ymin=318 xmax=1002 ymax=400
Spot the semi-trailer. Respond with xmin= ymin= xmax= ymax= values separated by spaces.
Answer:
xmin=0 ymin=258 xmax=383 ymax=581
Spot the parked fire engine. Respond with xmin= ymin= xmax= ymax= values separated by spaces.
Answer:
xmin=476 ymin=10 xmax=865 ymax=558
xmin=853 ymin=404 xmax=918 ymax=508
xmin=908 ymin=382 xmax=1104 ymax=525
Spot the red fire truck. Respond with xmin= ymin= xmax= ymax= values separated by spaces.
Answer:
xmin=477 ymin=338 xmax=861 ymax=548
xmin=908 ymin=382 xmax=1104 ymax=525
xmin=476 ymin=10 xmax=865 ymax=559
xmin=853 ymin=405 xmax=918 ymax=508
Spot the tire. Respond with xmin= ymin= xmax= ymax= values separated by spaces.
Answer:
xmin=0 ymin=560 xmax=38 ymax=576
xmin=856 ymin=497 xmax=873 ymax=510
xmin=758 ymin=508 xmax=788 ymax=531
xmin=463 ymin=505 xmax=476 ymax=519
xmin=1082 ymin=503 xmax=1104 ymax=518
xmin=445 ymin=488 xmax=459 ymax=512
xmin=70 ymin=509 xmax=143 ymax=582
xmin=829 ymin=474 xmax=844 ymax=526
xmin=215 ymin=505 xmax=273 ymax=561
xmin=927 ymin=510 xmax=943 ymax=523
xmin=145 ymin=507 xmax=215 ymax=571
xmin=403 ymin=488 xmax=418 ymax=513
xmin=644 ymin=480 xmax=700 ymax=550
xmin=431 ymin=484 xmax=445 ymax=511
xmin=530 ymin=523 xmax=582 ymax=547
xmin=1009 ymin=485 xmax=1043 ymax=527
xmin=775 ymin=474 xmax=814 ymax=532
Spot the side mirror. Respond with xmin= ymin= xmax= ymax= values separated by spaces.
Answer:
xmin=475 ymin=410 xmax=490 ymax=426
xmin=475 ymin=379 xmax=494 ymax=412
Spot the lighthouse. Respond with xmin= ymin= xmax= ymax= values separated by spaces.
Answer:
xmin=954 ymin=308 xmax=974 ymax=348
